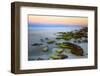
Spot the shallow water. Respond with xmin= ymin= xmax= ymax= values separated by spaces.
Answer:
xmin=28 ymin=28 xmax=88 ymax=61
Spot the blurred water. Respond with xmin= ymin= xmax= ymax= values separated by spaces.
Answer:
xmin=28 ymin=28 xmax=88 ymax=61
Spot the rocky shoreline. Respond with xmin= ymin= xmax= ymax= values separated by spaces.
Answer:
xmin=30 ymin=27 xmax=88 ymax=60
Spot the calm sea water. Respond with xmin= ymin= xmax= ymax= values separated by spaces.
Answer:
xmin=28 ymin=27 xmax=88 ymax=61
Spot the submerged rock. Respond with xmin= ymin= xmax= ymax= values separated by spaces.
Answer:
xmin=83 ymin=39 xmax=88 ymax=43
xmin=74 ymin=40 xmax=77 ymax=43
xmin=77 ymin=40 xmax=81 ymax=43
xmin=50 ymin=53 xmax=68 ymax=60
xmin=71 ymin=48 xmax=83 ymax=56
xmin=37 ymin=58 xmax=44 ymax=60
xmin=32 ymin=43 xmax=43 ymax=46
xmin=56 ymin=49 xmax=63 ymax=54
xmin=42 ymin=46 xmax=49 ymax=52
xmin=40 ymin=39 xmax=44 ymax=42
xmin=58 ymin=54 xmax=68 ymax=59
xmin=45 ymin=38 xmax=49 ymax=40
xmin=47 ymin=40 xmax=55 ymax=44
xmin=57 ymin=42 xmax=84 ymax=56
xmin=56 ymin=37 xmax=62 ymax=40
xmin=50 ymin=54 xmax=60 ymax=59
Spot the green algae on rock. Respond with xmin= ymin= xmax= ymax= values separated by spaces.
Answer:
xmin=42 ymin=46 xmax=49 ymax=52
xmin=47 ymin=40 xmax=55 ymax=44
xmin=50 ymin=53 xmax=68 ymax=60
xmin=56 ymin=49 xmax=63 ymax=54
xmin=50 ymin=54 xmax=61 ymax=59
xmin=58 ymin=54 xmax=68 ymax=59
xmin=57 ymin=42 xmax=84 ymax=56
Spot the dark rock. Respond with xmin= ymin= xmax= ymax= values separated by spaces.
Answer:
xmin=45 ymin=38 xmax=49 ymax=40
xmin=58 ymin=54 xmax=68 ymax=59
xmin=42 ymin=46 xmax=49 ymax=52
xmin=32 ymin=43 xmax=43 ymax=46
xmin=77 ymin=40 xmax=81 ymax=43
xmin=83 ymin=39 xmax=88 ymax=43
xmin=40 ymin=39 xmax=44 ymax=42
xmin=37 ymin=58 xmax=44 ymax=60
xmin=50 ymin=54 xmax=60 ymax=59
xmin=58 ymin=42 xmax=84 ymax=56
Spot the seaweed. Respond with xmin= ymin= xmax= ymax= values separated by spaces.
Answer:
xmin=47 ymin=40 xmax=55 ymax=44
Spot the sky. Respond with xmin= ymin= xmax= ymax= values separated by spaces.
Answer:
xmin=28 ymin=15 xmax=88 ymax=29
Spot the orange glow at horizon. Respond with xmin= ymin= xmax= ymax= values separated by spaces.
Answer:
xmin=28 ymin=15 xmax=88 ymax=26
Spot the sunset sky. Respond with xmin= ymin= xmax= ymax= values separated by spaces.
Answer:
xmin=28 ymin=15 xmax=88 ymax=29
